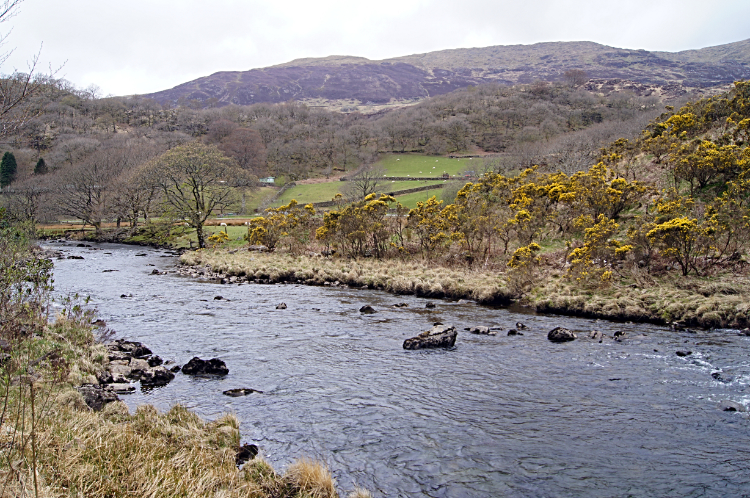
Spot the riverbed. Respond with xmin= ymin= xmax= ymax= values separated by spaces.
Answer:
xmin=48 ymin=241 xmax=750 ymax=497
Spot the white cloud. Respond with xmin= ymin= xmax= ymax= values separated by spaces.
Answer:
xmin=1 ymin=0 xmax=748 ymax=96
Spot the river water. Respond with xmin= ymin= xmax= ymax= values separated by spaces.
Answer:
xmin=47 ymin=241 xmax=750 ymax=497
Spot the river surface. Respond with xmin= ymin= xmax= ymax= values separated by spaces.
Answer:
xmin=47 ymin=241 xmax=750 ymax=497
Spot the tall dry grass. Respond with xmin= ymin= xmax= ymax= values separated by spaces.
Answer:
xmin=182 ymin=250 xmax=514 ymax=305
xmin=183 ymin=249 xmax=750 ymax=328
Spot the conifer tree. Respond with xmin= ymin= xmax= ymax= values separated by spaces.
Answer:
xmin=0 ymin=152 xmax=17 ymax=188
xmin=34 ymin=157 xmax=48 ymax=175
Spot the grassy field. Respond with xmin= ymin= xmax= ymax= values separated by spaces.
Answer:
xmin=223 ymin=186 xmax=278 ymax=214
xmin=271 ymin=180 xmax=445 ymax=207
xmin=376 ymin=153 xmax=480 ymax=177
xmin=393 ymin=188 xmax=447 ymax=209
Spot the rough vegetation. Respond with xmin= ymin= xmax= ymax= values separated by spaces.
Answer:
xmin=183 ymin=82 xmax=750 ymax=329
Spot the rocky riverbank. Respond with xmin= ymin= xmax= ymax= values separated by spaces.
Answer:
xmin=179 ymin=249 xmax=750 ymax=329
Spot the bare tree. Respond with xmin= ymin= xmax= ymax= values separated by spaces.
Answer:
xmin=143 ymin=142 xmax=255 ymax=248
xmin=54 ymin=148 xmax=123 ymax=235
xmin=344 ymin=164 xmax=386 ymax=200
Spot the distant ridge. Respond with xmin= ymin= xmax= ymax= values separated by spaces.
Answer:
xmin=142 ymin=39 xmax=750 ymax=108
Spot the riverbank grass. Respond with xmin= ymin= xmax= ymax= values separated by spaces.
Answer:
xmin=181 ymin=250 xmax=514 ymax=304
xmin=0 ymin=293 xmax=349 ymax=497
xmin=182 ymin=249 xmax=750 ymax=328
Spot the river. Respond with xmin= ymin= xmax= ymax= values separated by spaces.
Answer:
xmin=47 ymin=241 xmax=750 ymax=497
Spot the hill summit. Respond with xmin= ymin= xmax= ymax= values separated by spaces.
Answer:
xmin=145 ymin=39 xmax=750 ymax=109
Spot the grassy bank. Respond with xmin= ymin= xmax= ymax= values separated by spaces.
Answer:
xmin=181 ymin=249 xmax=750 ymax=329
xmin=181 ymin=250 xmax=514 ymax=305
xmin=3 ymin=229 xmax=366 ymax=497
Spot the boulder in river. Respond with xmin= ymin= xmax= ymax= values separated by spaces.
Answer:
xmin=675 ymin=350 xmax=693 ymax=357
xmin=76 ymin=384 xmax=119 ymax=411
xmin=182 ymin=357 xmax=229 ymax=376
xmin=515 ymin=322 xmax=527 ymax=330
xmin=507 ymin=329 xmax=522 ymax=336
xmin=403 ymin=324 xmax=458 ymax=350
xmin=547 ymin=327 xmax=577 ymax=343
xmin=425 ymin=302 xmax=436 ymax=309
xmin=359 ymin=305 xmax=376 ymax=314
xmin=276 ymin=302 xmax=287 ymax=309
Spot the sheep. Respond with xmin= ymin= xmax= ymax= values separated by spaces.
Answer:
xmin=220 ymin=222 xmax=227 ymax=227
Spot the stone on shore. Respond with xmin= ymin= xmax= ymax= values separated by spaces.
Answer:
xmin=140 ymin=366 xmax=176 ymax=387
xmin=77 ymin=384 xmax=119 ymax=411
xmin=403 ymin=324 xmax=458 ymax=350
xmin=236 ymin=444 xmax=259 ymax=466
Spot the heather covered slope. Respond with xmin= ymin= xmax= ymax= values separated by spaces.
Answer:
xmin=143 ymin=39 xmax=750 ymax=107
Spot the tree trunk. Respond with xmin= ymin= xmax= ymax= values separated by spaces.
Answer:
xmin=196 ymin=223 xmax=206 ymax=249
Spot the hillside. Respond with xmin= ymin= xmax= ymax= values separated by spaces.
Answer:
xmin=142 ymin=39 xmax=750 ymax=109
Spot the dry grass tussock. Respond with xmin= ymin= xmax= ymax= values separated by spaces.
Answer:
xmin=182 ymin=250 xmax=513 ymax=305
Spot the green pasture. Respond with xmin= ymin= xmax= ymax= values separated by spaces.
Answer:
xmin=271 ymin=180 xmax=445 ymax=207
xmin=392 ymin=189 xmax=445 ymax=209
xmin=223 ymin=186 xmax=277 ymax=215
xmin=376 ymin=153 xmax=480 ymax=177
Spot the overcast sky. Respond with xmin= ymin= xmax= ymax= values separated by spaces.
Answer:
xmin=2 ymin=0 xmax=749 ymax=97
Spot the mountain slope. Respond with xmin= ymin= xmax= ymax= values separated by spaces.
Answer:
xmin=142 ymin=39 xmax=750 ymax=108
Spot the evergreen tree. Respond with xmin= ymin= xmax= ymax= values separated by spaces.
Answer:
xmin=0 ymin=152 xmax=17 ymax=188
xmin=34 ymin=157 xmax=48 ymax=175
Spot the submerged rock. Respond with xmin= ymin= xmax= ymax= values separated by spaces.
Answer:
xmin=403 ymin=324 xmax=458 ymax=350
xmin=676 ymin=350 xmax=693 ymax=357
xmin=464 ymin=326 xmax=496 ymax=335
xmin=547 ymin=327 xmax=577 ymax=343
xmin=108 ymin=382 xmax=136 ymax=394
xmin=589 ymin=330 xmax=604 ymax=341
xmin=425 ymin=302 xmax=436 ymax=309
xmin=276 ymin=302 xmax=287 ymax=309
xmin=719 ymin=400 xmax=746 ymax=412
xmin=223 ymin=388 xmax=263 ymax=397
xmin=507 ymin=329 xmax=523 ymax=336
xmin=359 ymin=305 xmax=376 ymax=314
xmin=182 ymin=357 xmax=229 ymax=376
